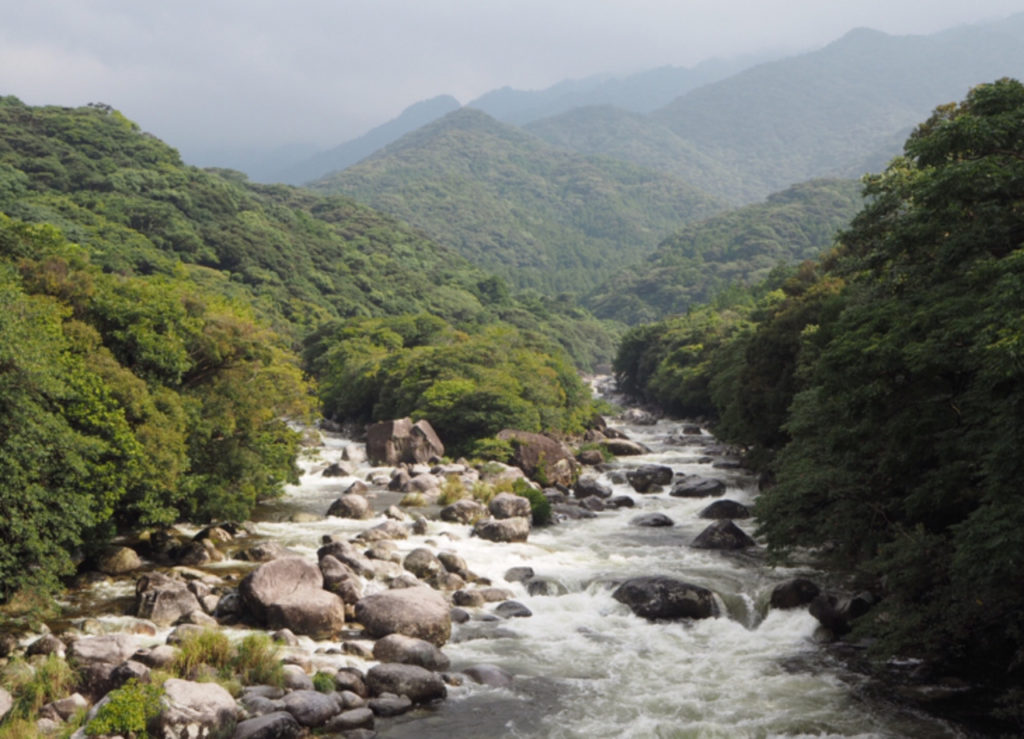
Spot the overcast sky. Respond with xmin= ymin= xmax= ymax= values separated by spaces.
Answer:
xmin=2 ymin=0 xmax=1022 ymax=166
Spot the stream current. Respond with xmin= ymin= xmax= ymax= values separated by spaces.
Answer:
xmin=250 ymin=413 xmax=962 ymax=738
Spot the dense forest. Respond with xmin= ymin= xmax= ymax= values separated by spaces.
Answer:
xmin=0 ymin=97 xmax=604 ymax=601
xmin=615 ymin=79 xmax=1024 ymax=727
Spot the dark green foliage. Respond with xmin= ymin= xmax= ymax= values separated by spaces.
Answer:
xmin=312 ymin=671 xmax=336 ymax=693
xmin=620 ymin=79 xmax=1024 ymax=726
xmin=512 ymin=478 xmax=552 ymax=526
xmin=312 ymin=108 xmax=724 ymax=295
xmin=588 ymin=179 xmax=862 ymax=324
xmin=308 ymin=315 xmax=595 ymax=457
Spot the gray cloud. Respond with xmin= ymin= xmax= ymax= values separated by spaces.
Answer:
xmin=2 ymin=0 xmax=1021 ymax=163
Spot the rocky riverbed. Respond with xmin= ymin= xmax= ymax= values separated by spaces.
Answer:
xmin=0 ymin=406 xmax=964 ymax=738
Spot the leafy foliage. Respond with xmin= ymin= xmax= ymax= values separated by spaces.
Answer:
xmin=85 ymin=679 xmax=163 ymax=738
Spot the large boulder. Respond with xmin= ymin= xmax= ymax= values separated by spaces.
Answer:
xmin=612 ymin=576 xmax=718 ymax=620
xmin=157 ymin=678 xmax=237 ymax=738
xmin=233 ymin=711 xmax=304 ymax=739
xmin=629 ymin=513 xmax=674 ymax=527
xmin=439 ymin=499 xmax=489 ymax=524
xmin=698 ymin=499 xmax=751 ymax=519
xmin=281 ymin=690 xmax=342 ymax=728
xmin=488 ymin=492 xmax=531 ymax=519
xmin=472 ymin=517 xmax=531 ymax=543
xmin=599 ymin=439 xmax=649 ymax=456
xmin=319 ymin=555 xmax=363 ymax=604
xmin=355 ymin=587 xmax=451 ymax=646
xmin=809 ymin=592 xmax=876 ymax=637
xmin=366 ymin=418 xmax=444 ymax=466
xmin=626 ymin=465 xmax=673 ymax=493
xmin=402 ymin=548 xmax=444 ymax=580
xmin=670 ymin=475 xmax=726 ymax=498
xmin=690 ymin=520 xmax=755 ymax=550
xmin=68 ymin=634 xmax=140 ymax=698
xmin=96 ymin=546 xmax=143 ymax=575
xmin=574 ymin=475 xmax=612 ymax=499
xmin=372 ymin=634 xmax=450 ymax=671
xmin=240 ymin=557 xmax=345 ymax=638
xmin=134 ymin=573 xmax=202 ymax=626
xmin=496 ymin=429 xmax=578 ymax=486
xmin=327 ymin=495 xmax=372 ymax=520
xmin=770 ymin=578 xmax=821 ymax=610
xmin=365 ymin=664 xmax=447 ymax=704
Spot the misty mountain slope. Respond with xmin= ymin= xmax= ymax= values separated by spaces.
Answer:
xmin=311 ymin=107 xmax=725 ymax=294
xmin=650 ymin=20 xmax=1024 ymax=195
xmin=467 ymin=54 xmax=772 ymax=124
xmin=587 ymin=178 xmax=864 ymax=324
xmin=273 ymin=95 xmax=462 ymax=185
xmin=526 ymin=105 xmax=754 ymax=203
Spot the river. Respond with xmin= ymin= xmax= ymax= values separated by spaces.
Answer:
xmin=244 ymin=411 xmax=963 ymax=738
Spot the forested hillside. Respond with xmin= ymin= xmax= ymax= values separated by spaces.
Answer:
xmin=530 ymin=16 xmax=1024 ymax=203
xmin=614 ymin=79 xmax=1024 ymax=730
xmin=0 ymin=97 xmax=604 ymax=601
xmin=311 ymin=107 xmax=724 ymax=293
xmin=588 ymin=179 xmax=863 ymax=324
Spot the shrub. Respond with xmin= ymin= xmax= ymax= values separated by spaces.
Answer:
xmin=512 ymin=479 xmax=552 ymax=526
xmin=231 ymin=634 xmax=283 ymax=688
xmin=312 ymin=671 xmax=335 ymax=693
xmin=399 ymin=492 xmax=427 ymax=507
xmin=170 ymin=629 xmax=231 ymax=679
xmin=437 ymin=476 xmax=469 ymax=505
xmin=85 ymin=678 xmax=163 ymax=738
xmin=468 ymin=437 xmax=514 ymax=464
xmin=1 ymin=655 xmax=76 ymax=720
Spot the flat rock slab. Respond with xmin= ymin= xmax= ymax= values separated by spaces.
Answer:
xmin=355 ymin=587 xmax=451 ymax=646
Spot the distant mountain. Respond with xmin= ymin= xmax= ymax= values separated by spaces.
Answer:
xmin=586 ymin=179 xmax=864 ymax=324
xmin=272 ymin=94 xmax=462 ymax=185
xmin=529 ymin=15 xmax=1024 ymax=203
xmin=468 ymin=54 xmax=773 ymax=125
xmin=311 ymin=107 xmax=724 ymax=294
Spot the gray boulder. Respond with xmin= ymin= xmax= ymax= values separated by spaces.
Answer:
xmin=629 ymin=513 xmax=674 ymax=527
xmin=323 ymin=707 xmax=374 ymax=732
xmin=574 ymin=475 xmax=612 ymax=499
xmin=232 ymin=711 xmax=304 ymax=739
xmin=770 ymin=578 xmax=821 ymax=610
xmin=496 ymin=429 xmax=578 ymax=486
xmin=626 ymin=465 xmax=673 ymax=493
xmin=281 ymin=690 xmax=341 ymax=728
xmin=691 ymin=520 xmax=755 ymax=550
xmin=439 ymin=498 xmax=489 ymax=524
xmin=158 ymin=678 xmax=237 ymax=738
xmin=438 ymin=551 xmax=471 ymax=579
xmin=365 ymin=664 xmax=447 ymax=704
xmin=355 ymin=519 xmax=409 ymax=542
xmin=612 ymin=576 xmax=718 ymax=620
xmin=372 ymin=633 xmax=450 ymax=671
xmin=699 ymin=499 xmax=751 ymax=519
xmin=495 ymin=601 xmax=532 ymax=618
xmin=96 ymin=545 xmax=143 ymax=575
xmin=472 ymin=516 xmax=530 ymax=543
xmin=599 ymin=439 xmax=649 ymax=456
xmin=68 ymin=634 xmax=139 ymax=698
xmin=135 ymin=572 xmax=202 ymax=626
xmin=403 ymin=548 xmax=444 ymax=580
xmin=239 ymin=557 xmax=345 ymax=638
xmin=489 ymin=492 xmax=532 ymax=519
xmin=671 ymin=476 xmax=726 ymax=498
xmin=238 ymin=541 xmax=297 ymax=562
xmin=319 ymin=555 xmax=363 ymax=604
xmin=366 ymin=418 xmax=444 ymax=466
xmin=355 ymin=587 xmax=451 ymax=646
xmin=327 ymin=494 xmax=372 ymax=520
xmin=462 ymin=664 xmax=514 ymax=688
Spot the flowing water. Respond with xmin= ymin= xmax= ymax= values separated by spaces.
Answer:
xmin=251 ymin=414 xmax=962 ymax=739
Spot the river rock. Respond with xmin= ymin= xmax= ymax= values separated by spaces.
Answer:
xmin=472 ymin=516 xmax=531 ymax=543
xmin=319 ymin=555 xmax=363 ymax=604
xmin=240 ymin=556 xmax=346 ymax=638
xmin=369 ymin=693 xmax=413 ymax=717
xmin=135 ymin=572 xmax=203 ymax=626
xmin=109 ymin=659 xmax=151 ymax=690
xmin=158 ymin=678 xmax=237 ymax=738
xmin=318 ymin=540 xmax=375 ymax=577
xmin=439 ymin=551 xmax=471 ymax=579
xmin=607 ymin=496 xmax=635 ymax=508
xmin=132 ymin=644 xmax=179 ymax=668
xmin=462 ymin=664 xmax=515 ymax=688
xmin=580 ymin=496 xmax=606 ymax=511
xmin=403 ymin=548 xmax=444 ymax=579
xmin=552 ymin=504 xmax=597 ymax=520
xmin=504 ymin=566 xmax=534 ymax=583
xmin=96 ymin=545 xmax=143 ymax=575
xmin=323 ymin=461 xmax=354 ymax=477
xmin=612 ymin=576 xmax=718 ymax=620
xmin=671 ymin=475 xmax=726 ymax=498
xmin=233 ymin=711 xmax=304 ymax=739
xmin=699 ymin=499 xmax=751 ymax=519
xmin=496 ymin=429 xmax=578 ymax=486
xmin=489 ymin=492 xmax=532 ymax=519
xmin=373 ymin=633 xmax=451 ymax=671
xmin=366 ymin=418 xmax=444 ymax=466
xmin=770 ymin=578 xmax=821 ymax=610
xmin=440 ymin=498 xmax=488 ymax=524
xmin=527 ymin=578 xmax=569 ymax=597
xmin=355 ymin=519 xmax=409 ymax=541
xmin=599 ymin=439 xmax=649 ymax=456
xmin=68 ymin=634 xmax=138 ymax=695
xmin=574 ymin=475 xmax=612 ymax=499
xmin=576 ymin=449 xmax=605 ymax=466
xmin=334 ymin=668 xmax=368 ymax=697
xmin=238 ymin=541 xmax=298 ymax=562
xmin=452 ymin=590 xmax=486 ymax=608
xmin=809 ymin=592 xmax=876 ymax=637
xmin=626 ymin=464 xmax=674 ymax=492
xmin=691 ymin=520 xmax=755 ymax=549
xmin=323 ymin=706 xmax=374 ymax=732
xmin=495 ymin=600 xmax=532 ymax=618
xmin=26 ymin=634 xmax=65 ymax=658
xmin=40 ymin=693 xmax=88 ymax=722
xmin=327 ymin=494 xmax=372 ymax=520
xmin=365 ymin=663 xmax=447 ymax=704
xmin=629 ymin=512 xmax=675 ymax=527
xmin=355 ymin=586 xmax=451 ymax=646
xmin=282 ymin=690 xmax=341 ymax=728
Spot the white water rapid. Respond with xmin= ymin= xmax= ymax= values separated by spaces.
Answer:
xmin=250 ymin=414 xmax=963 ymax=739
